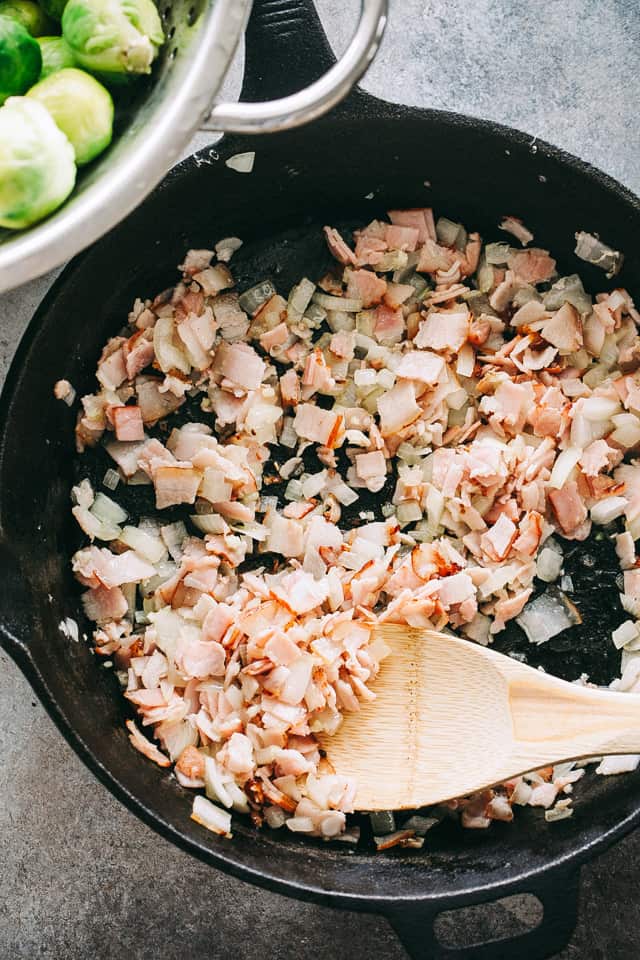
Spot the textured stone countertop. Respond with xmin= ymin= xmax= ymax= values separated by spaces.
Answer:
xmin=1 ymin=1 xmax=639 ymax=957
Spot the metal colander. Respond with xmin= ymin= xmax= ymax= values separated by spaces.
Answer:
xmin=0 ymin=0 xmax=387 ymax=293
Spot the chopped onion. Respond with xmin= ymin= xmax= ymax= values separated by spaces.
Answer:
xmin=102 ymin=468 xmax=121 ymax=491
xmin=191 ymin=794 xmax=232 ymax=836
xmin=536 ymin=546 xmax=563 ymax=583
xmin=485 ymin=242 xmax=511 ymax=265
xmin=590 ymin=496 xmax=627 ymax=526
xmin=312 ymin=292 xmax=363 ymax=312
xmin=548 ymin=446 xmax=581 ymax=489
xmin=612 ymin=620 xmax=639 ymax=649
xmin=238 ymin=280 xmax=277 ymax=316
xmin=516 ymin=588 xmax=582 ymax=645
xmin=90 ymin=492 xmax=128 ymax=526
xmin=575 ymin=231 xmax=623 ymax=278
xmin=225 ymin=151 xmax=255 ymax=174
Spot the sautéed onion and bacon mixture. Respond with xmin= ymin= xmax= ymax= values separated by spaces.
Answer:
xmin=61 ymin=209 xmax=640 ymax=846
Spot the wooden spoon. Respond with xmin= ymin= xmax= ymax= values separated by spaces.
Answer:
xmin=318 ymin=625 xmax=640 ymax=811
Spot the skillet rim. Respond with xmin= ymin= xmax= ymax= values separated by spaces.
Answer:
xmin=2 ymin=98 xmax=640 ymax=913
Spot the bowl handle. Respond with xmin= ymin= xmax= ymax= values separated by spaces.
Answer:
xmin=385 ymin=867 xmax=580 ymax=960
xmin=201 ymin=0 xmax=387 ymax=134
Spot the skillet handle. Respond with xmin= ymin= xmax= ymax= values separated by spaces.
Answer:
xmin=0 ymin=539 xmax=37 ymax=678
xmin=202 ymin=0 xmax=387 ymax=133
xmin=385 ymin=868 xmax=580 ymax=960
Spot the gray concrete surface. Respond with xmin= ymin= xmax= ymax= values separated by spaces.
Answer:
xmin=1 ymin=1 xmax=639 ymax=957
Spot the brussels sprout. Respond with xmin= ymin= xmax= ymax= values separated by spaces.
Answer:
xmin=0 ymin=96 xmax=76 ymax=229
xmin=28 ymin=67 xmax=112 ymax=164
xmin=37 ymin=34 xmax=75 ymax=76
xmin=62 ymin=0 xmax=163 ymax=79
xmin=38 ymin=0 xmax=67 ymax=19
xmin=0 ymin=0 xmax=53 ymax=34
xmin=0 ymin=15 xmax=41 ymax=103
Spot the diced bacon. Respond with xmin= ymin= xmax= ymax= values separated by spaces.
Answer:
xmin=126 ymin=720 xmax=171 ymax=767
xmin=377 ymin=381 xmax=421 ymax=436
xmin=179 ymin=249 xmax=213 ymax=276
xmin=374 ymin=304 xmax=404 ymax=343
xmin=176 ymin=745 xmax=205 ymax=780
xmin=499 ymin=216 xmax=533 ymax=246
xmin=323 ymin=226 xmax=357 ymax=265
xmin=346 ymin=268 xmax=387 ymax=307
xmin=579 ymin=439 xmax=619 ymax=477
xmin=512 ymin=511 xmax=543 ymax=556
xmin=214 ymin=341 xmax=265 ymax=391
xmin=624 ymin=569 xmax=640 ymax=599
xmin=385 ymin=224 xmax=419 ymax=251
xmin=293 ymin=404 xmax=344 ymax=447
xmin=388 ymin=208 xmax=436 ymax=243
xmin=436 ymin=572 xmax=475 ymax=606
xmin=202 ymin=604 xmax=235 ymax=643
xmin=97 ymin=347 xmax=127 ymax=391
xmin=136 ymin=375 xmax=184 ymax=425
xmin=355 ymin=234 xmax=387 ymax=266
xmin=113 ymin=405 xmax=144 ymax=442
xmin=260 ymin=322 xmax=289 ymax=352
xmin=73 ymin=546 xmax=155 ymax=589
xmin=154 ymin=466 xmax=201 ymax=509
xmin=481 ymin=514 xmax=518 ymax=561
xmin=274 ymin=748 xmax=313 ymax=777
xmin=193 ymin=264 xmax=234 ymax=296
xmin=507 ymin=249 xmax=556 ymax=284
xmin=266 ymin=514 xmax=305 ymax=558
xmin=493 ymin=588 xmax=533 ymax=627
xmin=416 ymin=239 xmax=453 ymax=273
xmin=82 ymin=585 xmax=128 ymax=622
xmin=541 ymin=303 xmax=583 ymax=352
xmin=178 ymin=636 xmax=226 ymax=678
xmin=415 ymin=310 xmax=469 ymax=353
xmin=549 ymin=481 xmax=588 ymax=536
xmin=273 ymin=570 xmax=329 ymax=614
xmin=395 ymin=350 xmax=445 ymax=383
xmin=355 ymin=451 xmax=386 ymax=480
xmin=329 ymin=330 xmax=356 ymax=360
xmin=265 ymin=632 xmax=302 ymax=667
xmin=123 ymin=331 xmax=155 ymax=379
xmin=280 ymin=368 xmax=300 ymax=407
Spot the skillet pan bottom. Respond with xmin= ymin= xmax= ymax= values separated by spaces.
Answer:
xmin=2 ymin=2 xmax=640 ymax=958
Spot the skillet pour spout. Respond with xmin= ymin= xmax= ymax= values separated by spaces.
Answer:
xmin=2 ymin=1 xmax=640 ymax=958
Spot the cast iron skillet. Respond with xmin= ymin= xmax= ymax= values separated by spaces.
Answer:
xmin=2 ymin=2 xmax=640 ymax=957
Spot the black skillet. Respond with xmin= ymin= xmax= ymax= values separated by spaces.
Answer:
xmin=2 ymin=2 xmax=640 ymax=958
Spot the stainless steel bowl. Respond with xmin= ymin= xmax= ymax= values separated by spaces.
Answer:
xmin=0 ymin=0 xmax=387 ymax=293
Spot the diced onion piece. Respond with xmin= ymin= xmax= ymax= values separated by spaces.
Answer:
xmin=516 ymin=589 xmax=582 ymax=645
xmin=548 ymin=446 xmax=581 ymax=489
xmin=590 ymin=496 xmax=627 ymax=526
xmin=225 ymin=151 xmax=255 ymax=173
xmin=574 ymin=231 xmax=623 ymax=278
xmin=536 ymin=546 xmax=563 ymax=583
xmin=312 ymin=292 xmax=363 ymax=312
xmin=191 ymin=794 xmax=233 ymax=836
xmin=612 ymin=620 xmax=639 ymax=649
xmin=119 ymin=526 xmax=167 ymax=564
xmin=90 ymin=492 xmax=128 ymax=526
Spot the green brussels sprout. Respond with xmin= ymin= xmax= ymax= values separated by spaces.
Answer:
xmin=38 ymin=0 xmax=68 ymax=19
xmin=0 ymin=0 xmax=53 ymax=35
xmin=0 ymin=96 xmax=76 ymax=228
xmin=37 ymin=34 xmax=76 ymax=76
xmin=62 ymin=0 xmax=163 ymax=79
xmin=27 ymin=67 xmax=112 ymax=164
xmin=0 ymin=15 xmax=41 ymax=103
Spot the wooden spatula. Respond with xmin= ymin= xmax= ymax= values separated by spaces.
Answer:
xmin=318 ymin=625 xmax=640 ymax=811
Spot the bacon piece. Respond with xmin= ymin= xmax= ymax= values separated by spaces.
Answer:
xmin=549 ymin=481 xmax=588 ymax=535
xmin=214 ymin=341 xmax=265 ymax=391
xmin=323 ymin=226 xmax=357 ymax=265
xmin=388 ymin=208 xmax=436 ymax=243
xmin=126 ymin=720 xmax=171 ymax=768
xmin=346 ymin=268 xmax=387 ymax=307
xmin=112 ymin=405 xmax=144 ymax=442
xmin=415 ymin=310 xmax=469 ymax=353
